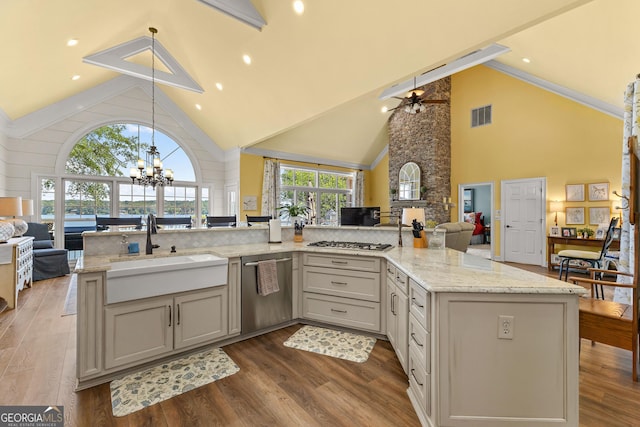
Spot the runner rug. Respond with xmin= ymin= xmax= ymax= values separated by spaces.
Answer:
xmin=110 ymin=347 xmax=239 ymax=417
xmin=283 ymin=325 xmax=376 ymax=363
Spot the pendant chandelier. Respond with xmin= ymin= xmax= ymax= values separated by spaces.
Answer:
xmin=129 ymin=27 xmax=174 ymax=188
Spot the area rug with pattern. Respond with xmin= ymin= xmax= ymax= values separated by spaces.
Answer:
xmin=110 ymin=347 xmax=239 ymax=417
xmin=283 ymin=325 xmax=376 ymax=363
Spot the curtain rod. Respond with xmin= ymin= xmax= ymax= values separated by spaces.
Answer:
xmin=262 ymin=156 xmax=362 ymax=172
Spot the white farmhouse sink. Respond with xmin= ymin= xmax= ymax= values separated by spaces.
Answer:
xmin=106 ymin=254 xmax=228 ymax=304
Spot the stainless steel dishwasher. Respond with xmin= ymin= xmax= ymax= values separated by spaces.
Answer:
xmin=241 ymin=252 xmax=293 ymax=334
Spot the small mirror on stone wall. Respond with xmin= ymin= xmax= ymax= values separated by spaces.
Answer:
xmin=399 ymin=162 xmax=420 ymax=200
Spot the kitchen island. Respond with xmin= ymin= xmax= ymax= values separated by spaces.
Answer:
xmin=76 ymin=230 xmax=584 ymax=427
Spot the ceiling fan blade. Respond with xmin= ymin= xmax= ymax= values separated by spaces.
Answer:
xmin=421 ymin=99 xmax=449 ymax=104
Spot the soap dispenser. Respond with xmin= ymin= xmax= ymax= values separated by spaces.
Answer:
xmin=120 ymin=234 xmax=129 ymax=256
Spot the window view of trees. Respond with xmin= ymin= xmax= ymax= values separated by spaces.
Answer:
xmin=55 ymin=123 xmax=197 ymax=228
xmin=279 ymin=166 xmax=354 ymax=225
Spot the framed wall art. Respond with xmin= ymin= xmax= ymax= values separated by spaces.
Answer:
xmin=565 ymin=207 xmax=585 ymax=225
xmin=566 ymin=184 xmax=585 ymax=202
xmin=589 ymin=207 xmax=610 ymax=225
xmin=588 ymin=182 xmax=609 ymax=201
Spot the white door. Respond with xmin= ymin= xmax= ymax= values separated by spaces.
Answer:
xmin=502 ymin=178 xmax=545 ymax=265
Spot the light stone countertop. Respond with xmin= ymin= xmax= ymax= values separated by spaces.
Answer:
xmin=76 ymin=242 xmax=586 ymax=296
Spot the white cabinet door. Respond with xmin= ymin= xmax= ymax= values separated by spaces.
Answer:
xmin=386 ymin=282 xmax=398 ymax=348
xmin=104 ymin=296 xmax=173 ymax=369
xmin=395 ymin=288 xmax=408 ymax=372
xmin=174 ymin=287 xmax=228 ymax=350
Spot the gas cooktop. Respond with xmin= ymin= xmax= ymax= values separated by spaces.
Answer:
xmin=307 ymin=241 xmax=393 ymax=251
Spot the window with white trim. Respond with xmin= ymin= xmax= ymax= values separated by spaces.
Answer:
xmin=279 ymin=165 xmax=355 ymax=225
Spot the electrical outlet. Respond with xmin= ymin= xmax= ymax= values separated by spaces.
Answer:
xmin=498 ymin=315 xmax=514 ymax=339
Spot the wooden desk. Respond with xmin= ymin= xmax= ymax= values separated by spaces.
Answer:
xmin=547 ymin=236 xmax=620 ymax=271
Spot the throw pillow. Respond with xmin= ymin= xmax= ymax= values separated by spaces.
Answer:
xmin=463 ymin=212 xmax=475 ymax=224
xmin=33 ymin=240 xmax=53 ymax=249
xmin=475 ymin=212 xmax=482 ymax=225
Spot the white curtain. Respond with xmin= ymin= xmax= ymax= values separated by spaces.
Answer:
xmin=614 ymin=78 xmax=639 ymax=304
xmin=261 ymin=159 xmax=280 ymax=218
xmin=354 ymin=171 xmax=365 ymax=206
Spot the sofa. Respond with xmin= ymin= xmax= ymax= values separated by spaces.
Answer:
xmin=24 ymin=222 xmax=70 ymax=281
xmin=435 ymin=222 xmax=475 ymax=253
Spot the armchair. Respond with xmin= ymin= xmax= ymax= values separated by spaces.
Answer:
xmin=24 ymin=222 xmax=70 ymax=281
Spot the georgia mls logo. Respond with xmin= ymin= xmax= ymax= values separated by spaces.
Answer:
xmin=0 ymin=405 xmax=64 ymax=426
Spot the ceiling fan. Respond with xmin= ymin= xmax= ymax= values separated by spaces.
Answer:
xmin=388 ymin=77 xmax=448 ymax=114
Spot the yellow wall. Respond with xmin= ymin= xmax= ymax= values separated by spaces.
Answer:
xmin=451 ymin=65 xmax=623 ymax=255
xmin=369 ymin=152 xmax=390 ymax=215
xmin=239 ymin=153 xmax=265 ymax=221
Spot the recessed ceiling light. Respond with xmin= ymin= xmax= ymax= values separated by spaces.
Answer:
xmin=195 ymin=104 xmax=202 ymax=111
xmin=243 ymin=54 xmax=252 ymax=65
xmin=71 ymin=75 xmax=81 ymax=81
xmin=522 ymin=57 xmax=531 ymax=63
xmin=381 ymin=106 xmax=389 ymax=113
xmin=215 ymin=82 xmax=223 ymax=91
xmin=293 ymin=1 xmax=304 ymax=15
xmin=67 ymin=39 xmax=78 ymax=47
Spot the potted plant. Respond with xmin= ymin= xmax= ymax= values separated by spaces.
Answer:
xmin=390 ymin=188 xmax=397 ymax=201
xmin=278 ymin=203 xmax=308 ymax=225
xmin=577 ymin=227 xmax=594 ymax=239
xmin=420 ymin=186 xmax=427 ymax=199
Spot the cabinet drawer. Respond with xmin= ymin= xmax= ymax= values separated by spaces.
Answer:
xmin=409 ymin=313 xmax=430 ymax=373
xmin=303 ymin=253 xmax=380 ymax=273
xmin=395 ymin=269 xmax=409 ymax=295
xmin=302 ymin=292 xmax=380 ymax=332
xmin=386 ymin=263 xmax=396 ymax=282
xmin=303 ymin=267 xmax=380 ymax=302
xmin=409 ymin=279 xmax=430 ymax=332
xmin=408 ymin=346 xmax=430 ymax=415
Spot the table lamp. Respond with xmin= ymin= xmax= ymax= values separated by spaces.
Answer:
xmin=0 ymin=197 xmax=23 ymax=241
xmin=549 ymin=201 xmax=563 ymax=226
xmin=402 ymin=207 xmax=427 ymax=248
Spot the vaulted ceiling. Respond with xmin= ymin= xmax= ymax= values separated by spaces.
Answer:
xmin=1 ymin=0 xmax=637 ymax=168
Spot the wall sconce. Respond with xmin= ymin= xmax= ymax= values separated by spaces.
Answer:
xmin=442 ymin=197 xmax=455 ymax=211
xmin=549 ymin=201 xmax=564 ymax=226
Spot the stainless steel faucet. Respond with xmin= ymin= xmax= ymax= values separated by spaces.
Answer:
xmin=146 ymin=214 xmax=160 ymax=255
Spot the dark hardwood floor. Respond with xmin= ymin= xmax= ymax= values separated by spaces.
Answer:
xmin=1 ymin=264 xmax=640 ymax=426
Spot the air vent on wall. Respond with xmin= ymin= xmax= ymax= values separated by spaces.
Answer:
xmin=471 ymin=105 xmax=492 ymax=127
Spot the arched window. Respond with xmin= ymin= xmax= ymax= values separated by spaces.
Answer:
xmin=43 ymin=123 xmax=205 ymax=259
xmin=65 ymin=123 xmax=195 ymax=181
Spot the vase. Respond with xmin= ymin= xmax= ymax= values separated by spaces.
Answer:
xmin=11 ymin=218 xmax=28 ymax=237
xmin=0 ymin=221 xmax=15 ymax=243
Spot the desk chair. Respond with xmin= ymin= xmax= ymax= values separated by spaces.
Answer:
xmin=246 ymin=215 xmax=272 ymax=226
xmin=558 ymin=217 xmax=619 ymax=282
xmin=95 ymin=216 xmax=143 ymax=231
xmin=155 ymin=217 xmax=192 ymax=229
xmin=206 ymin=216 xmax=237 ymax=227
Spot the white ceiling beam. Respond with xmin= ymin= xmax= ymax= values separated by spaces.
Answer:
xmin=83 ymin=36 xmax=204 ymax=93
xmin=196 ymin=0 xmax=266 ymax=31
xmin=378 ymin=44 xmax=511 ymax=100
